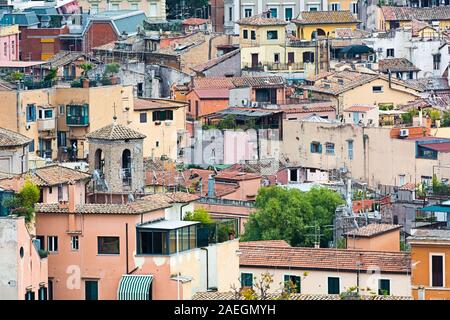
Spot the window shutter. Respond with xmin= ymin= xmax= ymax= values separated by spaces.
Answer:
xmin=318 ymin=143 xmax=322 ymax=153
xmin=310 ymin=143 xmax=314 ymax=153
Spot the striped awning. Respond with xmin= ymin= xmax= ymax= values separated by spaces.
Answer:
xmin=117 ymin=275 xmax=153 ymax=300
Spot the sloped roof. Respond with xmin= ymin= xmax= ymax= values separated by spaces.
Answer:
xmin=344 ymin=105 xmax=376 ymax=112
xmin=381 ymin=5 xmax=450 ymax=21
xmin=88 ymin=10 xmax=146 ymax=36
xmin=192 ymin=291 xmax=413 ymax=300
xmin=239 ymin=244 xmax=411 ymax=273
xmin=237 ymin=12 xmax=288 ymax=26
xmin=193 ymin=77 xmax=236 ymax=89
xmin=86 ymin=123 xmax=146 ymax=141
xmin=344 ymin=224 xmax=402 ymax=238
xmin=191 ymin=88 xmax=230 ymax=99
xmin=192 ymin=49 xmax=240 ymax=73
xmin=182 ymin=18 xmax=208 ymax=25
xmin=232 ymin=75 xmax=285 ymax=88
xmin=293 ymin=10 xmax=359 ymax=25
xmin=27 ymin=164 xmax=91 ymax=186
xmin=0 ymin=127 xmax=32 ymax=148
xmin=378 ymin=58 xmax=420 ymax=73
xmin=0 ymin=12 xmax=40 ymax=27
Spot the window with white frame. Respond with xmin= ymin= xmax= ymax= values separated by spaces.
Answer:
xmin=330 ymin=3 xmax=340 ymax=11
xmin=71 ymin=236 xmax=79 ymax=250
xmin=269 ymin=7 xmax=278 ymax=18
xmin=285 ymin=7 xmax=293 ymax=21
xmin=351 ymin=2 xmax=358 ymax=14
xmin=48 ymin=236 xmax=58 ymax=252
xmin=244 ymin=8 xmax=253 ymax=17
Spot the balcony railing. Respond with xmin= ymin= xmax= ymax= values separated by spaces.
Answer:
xmin=242 ymin=62 xmax=305 ymax=71
xmin=37 ymin=150 xmax=52 ymax=159
xmin=37 ymin=118 xmax=56 ymax=131
xmin=66 ymin=115 xmax=89 ymax=126
xmin=198 ymin=197 xmax=255 ymax=208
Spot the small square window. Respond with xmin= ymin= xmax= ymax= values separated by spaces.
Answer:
xmin=71 ymin=236 xmax=79 ymax=250
xmin=140 ymin=112 xmax=147 ymax=123
xmin=372 ymin=86 xmax=383 ymax=93
xmin=48 ymin=236 xmax=58 ymax=252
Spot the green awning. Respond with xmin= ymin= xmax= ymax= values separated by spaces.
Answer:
xmin=418 ymin=205 xmax=450 ymax=213
xmin=117 ymin=275 xmax=153 ymax=300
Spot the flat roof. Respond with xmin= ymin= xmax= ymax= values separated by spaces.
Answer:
xmin=0 ymin=61 xmax=45 ymax=68
xmin=138 ymin=220 xmax=199 ymax=230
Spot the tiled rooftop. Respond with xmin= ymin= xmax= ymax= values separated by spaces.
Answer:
xmin=0 ymin=127 xmax=32 ymax=148
xmin=182 ymin=18 xmax=208 ymax=25
xmin=192 ymin=291 xmax=412 ymax=300
xmin=29 ymin=164 xmax=91 ymax=187
xmin=192 ymin=49 xmax=240 ymax=73
xmin=134 ymin=98 xmax=187 ymax=111
xmin=381 ymin=5 xmax=450 ymax=21
xmin=237 ymin=12 xmax=288 ymax=26
xmin=344 ymin=223 xmax=402 ymax=238
xmin=239 ymin=243 xmax=411 ymax=273
xmin=293 ymin=10 xmax=359 ymax=25
xmin=345 ymin=105 xmax=376 ymax=112
xmin=378 ymin=58 xmax=420 ymax=73
xmin=86 ymin=123 xmax=146 ymax=141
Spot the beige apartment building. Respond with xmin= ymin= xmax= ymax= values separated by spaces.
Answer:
xmin=0 ymin=85 xmax=184 ymax=162
xmin=281 ymin=120 xmax=450 ymax=191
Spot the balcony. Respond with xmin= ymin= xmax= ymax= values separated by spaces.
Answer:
xmin=66 ymin=104 xmax=89 ymax=126
xmin=37 ymin=150 xmax=52 ymax=159
xmin=37 ymin=118 xmax=56 ymax=131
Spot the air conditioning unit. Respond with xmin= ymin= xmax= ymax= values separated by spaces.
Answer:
xmin=242 ymin=99 xmax=248 ymax=106
xmin=399 ymin=129 xmax=409 ymax=137
xmin=164 ymin=120 xmax=172 ymax=126
xmin=251 ymin=102 xmax=259 ymax=108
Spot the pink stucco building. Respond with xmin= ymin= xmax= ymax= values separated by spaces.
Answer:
xmin=0 ymin=25 xmax=20 ymax=62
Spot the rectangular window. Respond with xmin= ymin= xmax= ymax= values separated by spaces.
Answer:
xmin=25 ymin=290 xmax=35 ymax=300
xmin=229 ymin=7 xmax=232 ymax=21
xmin=243 ymin=29 xmax=248 ymax=39
xmin=372 ymin=86 xmax=383 ymax=93
xmin=288 ymin=52 xmax=295 ymax=63
xmin=289 ymin=168 xmax=298 ymax=182
xmin=267 ymin=30 xmax=278 ymax=40
xmin=310 ymin=142 xmax=322 ymax=153
xmin=244 ymin=8 xmax=252 ymax=17
xmin=330 ymin=3 xmax=340 ymax=10
xmin=59 ymin=105 xmax=65 ymax=115
xmin=326 ymin=142 xmax=335 ymax=155
xmin=131 ymin=3 xmax=138 ymax=10
xmin=328 ymin=277 xmax=340 ymax=294
xmin=241 ymin=273 xmax=253 ymax=287
xmin=348 ymin=140 xmax=354 ymax=160
xmin=36 ymin=235 xmax=45 ymax=250
xmin=38 ymin=286 xmax=47 ymax=300
xmin=269 ymin=8 xmax=278 ymax=18
xmin=57 ymin=185 xmax=63 ymax=201
xmin=250 ymin=30 xmax=256 ymax=40
xmin=29 ymin=139 xmax=35 ymax=152
xmin=57 ymin=131 xmax=67 ymax=147
xmin=71 ymin=236 xmax=79 ymax=250
xmin=48 ymin=236 xmax=58 ymax=252
xmin=351 ymin=2 xmax=358 ymax=14
xmin=140 ymin=112 xmax=147 ymax=123
xmin=44 ymin=109 xmax=53 ymax=118
xmin=284 ymin=275 xmax=301 ymax=293
xmin=308 ymin=5 xmax=318 ymax=11
xmin=378 ymin=279 xmax=391 ymax=295
xmin=399 ymin=175 xmax=405 ymax=186
xmin=433 ymin=54 xmax=441 ymax=70
xmin=85 ymin=281 xmax=98 ymax=300
xmin=152 ymin=110 xmax=173 ymax=121
xmin=285 ymin=7 xmax=293 ymax=21
xmin=97 ymin=236 xmax=120 ymax=255
xmin=431 ymin=254 xmax=444 ymax=287
xmin=274 ymin=53 xmax=280 ymax=63
xmin=26 ymin=104 xmax=36 ymax=122
xmin=386 ymin=48 xmax=394 ymax=57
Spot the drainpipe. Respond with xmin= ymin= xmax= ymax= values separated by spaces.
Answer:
xmin=200 ymin=247 xmax=209 ymax=290
xmin=125 ymin=223 xmax=129 ymax=274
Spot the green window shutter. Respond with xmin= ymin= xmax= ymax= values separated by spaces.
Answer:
xmin=85 ymin=281 xmax=98 ymax=300
xmin=328 ymin=277 xmax=340 ymax=294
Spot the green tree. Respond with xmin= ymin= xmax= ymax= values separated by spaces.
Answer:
xmin=3 ymin=180 xmax=40 ymax=226
xmin=104 ymin=63 xmax=120 ymax=76
xmin=166 ymin=0 xmax=209 ymax=19
xmin=44 ymin=68 xmax=58 ymax=82
xmin=241 ymin=186 xmax=344 ymax=247
xmin=80 ymin=62 xmax=93 ymax=78
xmin=401 ymin=109 xmax=418 ymax=124
xmin=217 ymin=114 xmax=236 ymax=130
xmin=184 ymin=207 xmax=213 ymax=224
xmin=10 ymin=71 xmax=24 ymax=81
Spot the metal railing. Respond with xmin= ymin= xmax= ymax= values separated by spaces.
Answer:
xmin=198 ymin=197 xmax=255 ymax=208
xmin=242 ymin=62 xmax=305 ymax=71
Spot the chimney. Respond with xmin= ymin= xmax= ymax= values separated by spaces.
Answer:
xmin=207 ymin=174 xmax=215 ymax=198
xmin=68 ymin=183 xmax=76 ymax=213
xmin=418 ymin=107 xmax=423 ymax=127
xmin=314 ymin=243 xmax=320 ymax=248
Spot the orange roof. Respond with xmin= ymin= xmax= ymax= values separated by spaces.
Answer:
xmin=239 ymin=243 xmax=411 ymax=273
xmin=240 ymin=240 xmax=291 ymax=247
xmin=215 ymin=171 xmax=261 ymax=181
xmin=193 ymin=77 xmax=236 ymax=89
xmin=345 ymin=105 xmax=376 ymax=112
xmin=344 ymin=224 xmax=402 ymax=238
xmin=182 ymin=18 xmax=209 ymax=25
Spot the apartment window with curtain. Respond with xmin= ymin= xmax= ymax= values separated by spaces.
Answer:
xmin=267 ymin=30 xmax=278 ymax=40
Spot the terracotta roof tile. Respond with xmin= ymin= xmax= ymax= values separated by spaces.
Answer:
xmin=239 ymin=244 xmax=410 ymax=273
xmin=134 ymin=98 xmax=186 ymax=111
xmin=240 ymin=240 xmax=291 ymax=247
xmin=215 ymin=171 xmax=261 ymax=181
xmin=182 ymin=18 xmax=208 ymax=25
xmin=399 ymin=182 xmax=416 ymax=191
xmin=237 ymin=12 xmax=288 ymax=26
xmin=193 ymin=77 xmax=236 ymax=89
xmin=192 ymin=291 xmax=412 ymax=300
xmin=345 ymin=105 xmax=376 ymax=112
xmin=232 ymin=75 xmax=285 ymax=88
xmin=344 ymin=224 xmax=402 ymax=238
xmin=378 ymin=58 xmax=420 ymax=73
xmin=293 ymin=11 xmax=359 ymax=25
xmin=86 ymin=123 xmax=146 ymax=141
xmin=0 ymin=127 xmax=32 ymax=147
xmin=381 ymin=5 xmax=450 ymax=22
